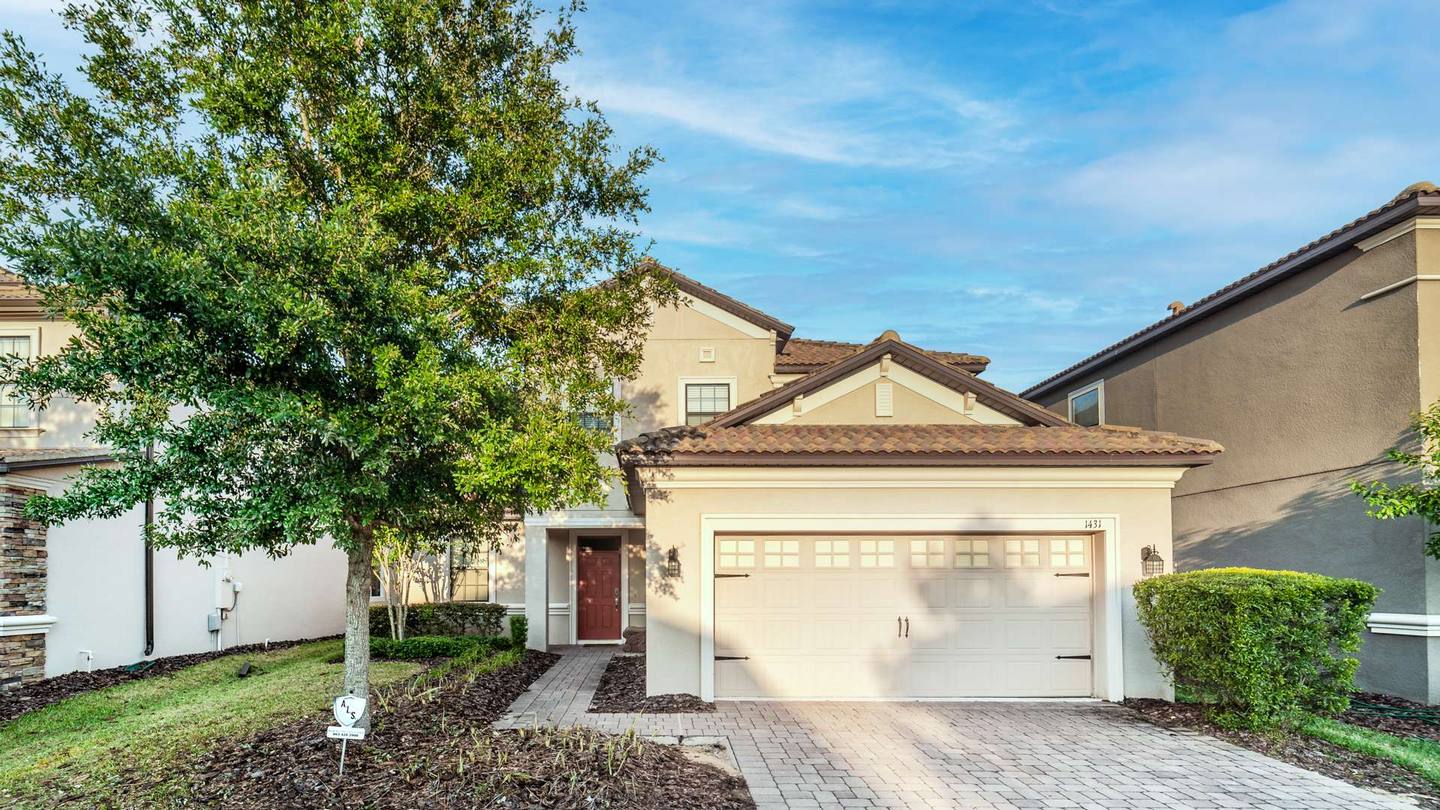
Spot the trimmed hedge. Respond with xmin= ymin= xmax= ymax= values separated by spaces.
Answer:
xmin=510 ymin=615 xmax=528 ymax=648
xmin=369 ymin=601 xmax=507 ymax=639
xmin=1134 ymin=567 xmax=1379 ymax=729
xmin=370 ymin=634 xmax=519 ymax=660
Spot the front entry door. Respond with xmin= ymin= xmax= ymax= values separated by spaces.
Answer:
xmin=577 ymin=546 xmax=622 ymax=641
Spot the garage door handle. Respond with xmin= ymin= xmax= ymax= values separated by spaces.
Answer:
xmin=1056 ymin=654 xmax=1092 ymax=660
xmin=1054 ymin=572 xmax=1089 ymax=577
xmin=897 ymin=616 xmax=902 ymax=637
xmin=715 ymin=573 xmax=750 ymax=579
xmin=904 ymin=617 xmax=910 ymax=638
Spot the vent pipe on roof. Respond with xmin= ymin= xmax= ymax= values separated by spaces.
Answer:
xmin=1167 ymin=301 xmax=1186 ymax=317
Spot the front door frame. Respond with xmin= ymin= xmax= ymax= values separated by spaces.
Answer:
xmin=570 ymin=532 xmax=627 ymax=645
xmin=699 ymin=513 xmax=1123 ymax=702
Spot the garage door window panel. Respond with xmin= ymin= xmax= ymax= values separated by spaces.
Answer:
xmin=814 ymin=539 xmax=850 ymax=568
xmin=1050 ymin=538 xmax=1086 ymax=568
xmin=718 ymin=539 xmax=754 ymax=569
xmin=910 ymin=539 xmax=945 ymax=568
xmin=954 ymin=539 xmax=991 ymax=568
xmin=764 ymin=539 xmax=799 ymax=568
xmin=1005 ymin=538 xmax=1042 ymax=568
xmin=858 ymin=539 xmax=894 ymax=568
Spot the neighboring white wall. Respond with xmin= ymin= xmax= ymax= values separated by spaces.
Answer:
xmin=14 ymin=466 xmax=346 ymax=676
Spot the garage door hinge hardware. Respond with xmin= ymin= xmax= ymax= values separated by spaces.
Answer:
xmin=714 ymin=573 xmax=750 ymax=579
xmin=1054 ymin=572 xmax=1089 ymax=577
xmin=715 ymin=655 xmax=750 ymax=661
xmin=1055 ymin=655 xmax=1092 ymax=660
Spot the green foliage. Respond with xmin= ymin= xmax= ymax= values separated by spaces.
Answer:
xmin=1353 ymin=401 xmax=1440 ymax=558
xmin=368 ymin=602 xmax=506 ymax=639
xmin=370 ymin=633 xmax=512 ymax=660
xmin=0 ymin=0 xmax=672 ymax=558
xmin=510 ymin=614 xmax=529 ymax=648
xmin=1134 ymin=567 xmax=1380 ymax=730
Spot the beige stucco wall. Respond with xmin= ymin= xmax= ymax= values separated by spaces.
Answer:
xmin=1034 ymin=231 xmax=1436 ymax=699
xmin=785 ymin=378 xmax=979 ymax=425
xmin=639 ymin=468 xmax=1183 ymax=700
xmin=0 ymin=318 xmax=97 ymax=450
xmin=621 ymin=301 xmax=778 ymax=438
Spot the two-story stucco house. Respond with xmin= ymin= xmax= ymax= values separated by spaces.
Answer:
xmin=493 ymin=263 xmax=1222 ymax=702
xmin=0 ymin=271 xmax=346 ymax=688
xmin=1022 ymin=182 xmax=1440 ymax=703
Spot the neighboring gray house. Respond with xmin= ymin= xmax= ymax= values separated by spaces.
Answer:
xmin=1022 ymin=182 xmax=1440 ymax=703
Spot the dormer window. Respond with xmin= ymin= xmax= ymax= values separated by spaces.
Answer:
xmin=1067 ymin=380 xmax=1103 ymax=427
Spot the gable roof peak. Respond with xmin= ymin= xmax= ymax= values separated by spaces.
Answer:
xmin=639 ymin=258 xmax=795 ymax=343
xmin=876 ymin=329 xmax=901 ymax=343
xmin=1395 ymin=180 xmax=1438 ymax=201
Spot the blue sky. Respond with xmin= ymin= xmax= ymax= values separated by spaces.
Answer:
xmin=5 ymin=0 xmax=1439 ymax=390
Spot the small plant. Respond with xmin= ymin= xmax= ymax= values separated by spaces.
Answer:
xmin=510 ymin=615 xmax=529 ymax=649
xmin=1134 ymin=567 xmax=1379 ymax=730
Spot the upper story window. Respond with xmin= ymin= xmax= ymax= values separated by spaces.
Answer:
xmin=578 ymin=412 xmax=613 ymax=433
xmin=1067 ymin=380 xmax=1103 ymax=427
xmin=0 ymin=332 xmax=35 ymax=429
xmin=684 ymin=382 xmax=731 ymax=426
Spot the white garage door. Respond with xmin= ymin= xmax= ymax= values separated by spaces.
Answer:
xmin=714 ymin=535 xmax=1093 ymax=699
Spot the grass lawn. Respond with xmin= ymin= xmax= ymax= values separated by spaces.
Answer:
xmin=1304 ymin=716 xmax=1440 ymax=788
xmin=0 ymin=639 xmax=422 ymax=807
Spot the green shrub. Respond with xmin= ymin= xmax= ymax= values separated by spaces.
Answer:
xmin=510 ymin=614 xmax=528 ymax=648
xmin=1134 ymin=567 xmax=1379 ymax=730
xmin=368 ymin=602 xmax=507 ymax=640
xmin=370 ymin=634 xmax=515 ymax=660
xmin=371 ymin=635 xmax=479 ymax=660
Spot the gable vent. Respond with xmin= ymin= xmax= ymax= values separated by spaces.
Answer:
xmin=875 ymin=382 xmax=894 ymax=417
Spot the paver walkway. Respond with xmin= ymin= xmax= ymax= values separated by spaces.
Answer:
xmin=498 ymin=646 xmax=1413 ymax=809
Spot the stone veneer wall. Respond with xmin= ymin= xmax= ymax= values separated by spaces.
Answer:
xmin=0 ymin=485 xmax=46 ymax=690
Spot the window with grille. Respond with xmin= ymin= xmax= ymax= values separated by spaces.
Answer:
xmin=953 ymin=539 xmax=991 ymax=568
xmin=684 ymin=383 xmax=731 ymax=425
xmin=1050 ymin=538 xmax=1086 ymax=568
xmin=0 ymin=335 xmax=31 ymax=428
xmin=450 ymin=548 xmax=489 ymax=602
xmin=1005 ymin=538 xmax=1041 ymax=568
xmin=764 ymin=539 xmax=799 ymax=567
xmin=858 ymin=539 xmax=894 ymax=568
xmin=910 ymin=539 xmax=945 ymax=568
xmin=814 ymin=539 xmax=850 ymax=568
xmin=578 ymin=412 xmax=612 ymax=433
xmin=718 ymin=539 xmax=755 ymax=569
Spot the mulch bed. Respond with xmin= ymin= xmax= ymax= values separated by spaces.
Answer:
xmin=185 ymin=650 xmax=751 ymax=808
xmin=1124 ymin=698 xmax=1440 ymax=808
xmin=0 ymin=636 xmax=337 ymax=724
xmin=589 ymin=653 xmax=715 ymax=713
xmin=1343 ymin=691 xmax=1440 ymax=743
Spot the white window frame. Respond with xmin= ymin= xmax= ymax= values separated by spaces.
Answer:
xmin=1067 ymin=379 xmax=1104 ymax=427
xmin=0 ymin=327 xmax=39 ymax=430
xmin=678 ymin=376 xmax=737 ymax=427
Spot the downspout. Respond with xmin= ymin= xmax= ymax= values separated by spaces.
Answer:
xmin=143 ymin=442 xmax=155 ymax=657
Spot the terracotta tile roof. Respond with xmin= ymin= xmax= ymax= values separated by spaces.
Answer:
xmin=777 ymin=337 xmax=990 ymax=374
xmin=618 ymin=424 xmax=1221 ymax=466
xmin=0 ymin=269 xmax=37 ymax=300
xmin=1023 ymin=182 xmax=1440 ymax=399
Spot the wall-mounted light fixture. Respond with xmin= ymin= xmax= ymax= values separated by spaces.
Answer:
xmin=665 ymin=546 xmax=682 ymax=578
xmin=1141 ymin=545 xmax=1166 ymax=578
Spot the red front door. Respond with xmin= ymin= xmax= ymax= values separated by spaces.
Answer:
xmin=577 ymin=547 xmax=622 ymax=641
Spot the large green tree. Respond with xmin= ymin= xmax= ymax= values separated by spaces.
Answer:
xmin=0 ymin=0 xmax=670 ymax=718
xmin=1354 ymin=402 xmax=1440 ymax=557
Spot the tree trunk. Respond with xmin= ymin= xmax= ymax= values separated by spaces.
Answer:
xmin=344 ymin=527 xmax=373 ymax=729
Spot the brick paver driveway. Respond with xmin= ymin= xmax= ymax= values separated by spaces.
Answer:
xmin=498 ymin=647 xmax=1411 ymax=809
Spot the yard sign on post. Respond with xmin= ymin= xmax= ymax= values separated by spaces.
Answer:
xmin=327 ymin=694 xmax=367 ymax=775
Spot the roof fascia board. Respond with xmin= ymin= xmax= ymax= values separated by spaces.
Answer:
xmin=1022 ymin=195 xmax=1438 ymax=400
xmin=664 ymin=268 xmax=794 ymax=340
xmin=626 ymin=451 xmax=1216 ymax=468
xmin=0 ymin=453 xmax=113 ymax=472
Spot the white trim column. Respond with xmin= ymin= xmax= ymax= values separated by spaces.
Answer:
xmin=522 ymin=523 xmax=548 ymax=651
